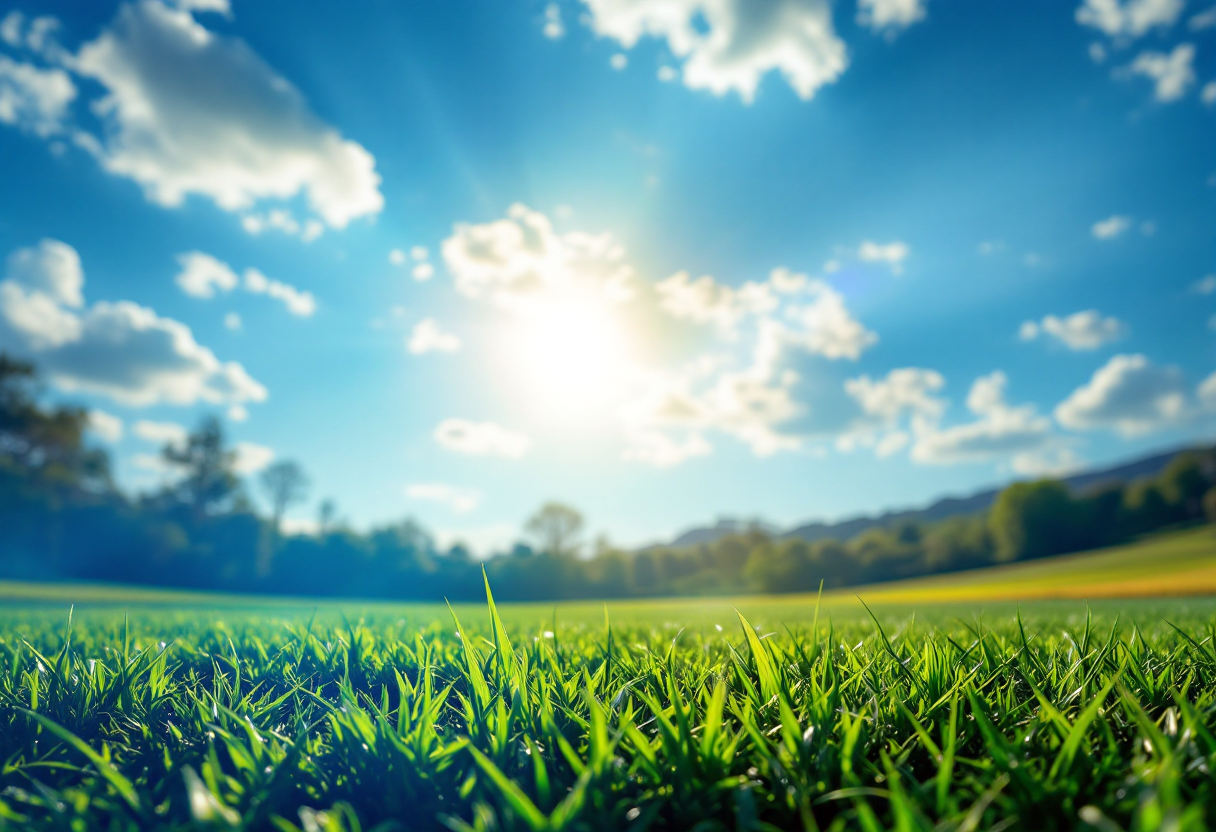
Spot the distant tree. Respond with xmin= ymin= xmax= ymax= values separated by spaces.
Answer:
xmin=1158 ymin=454 xmax=1211 ymax=519
xmin=260 ymin=461 xmax=310 ymax=537
xmin=525 ymin=502 xmax=585 ymax=557
xmin=1204 ymin=487 xmax=1216 ymax=525
xmin=0 ymin=354 xmax=109 ymax=487
xmin=989 ymin=480 xmax=1084 ymax=562
xmin=162 ymin=417 xmax=240 ymax=521
xmin=316 ymin=498 xmax=338 ymax=535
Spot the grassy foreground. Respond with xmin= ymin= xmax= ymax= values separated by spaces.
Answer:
xmin=1 ymin=582 xmax=1216 ymax=831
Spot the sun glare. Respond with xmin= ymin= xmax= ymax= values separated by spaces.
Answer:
xmin=507 ymin=295 xmax=635 ymax=422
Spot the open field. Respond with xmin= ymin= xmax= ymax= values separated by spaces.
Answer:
xmin=1 ymin=529 xmax=1214 ymax=829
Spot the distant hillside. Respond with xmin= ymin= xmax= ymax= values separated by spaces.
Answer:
xmin=662 ymin=445 xmax=1193 ymax=550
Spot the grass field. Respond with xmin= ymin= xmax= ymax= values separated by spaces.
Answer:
xmin=1 ymin=529 xmax=1215 ymax=830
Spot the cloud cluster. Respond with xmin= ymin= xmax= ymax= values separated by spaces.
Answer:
xmin=0 ymin=1 xmax=382 ymax=232
xmin=0 ymin=239 xmax=266 ymax=408
xmin=857 ymin=0 xmax=928 ymax=34
xmin=1076 ymin=0 xmax=1185 ymax=38
xmin=1019 ymin=310 xmax=1125 ymax=351
xmin=442 ymin=203 xmax=634 ymax=309
xmin=406 ymin=483 xmax=481 ymax=514
xmin=176 ymin=252 xmax=315 ymax=317
xmin=407 ymin=318 xmax=461 ymax=355
xmin=433 ymin=418 xmax=531 ymax=458
xmin=857 ymin=240 xmax=910 ymax=274
xmin=1128 ymin=43 xmax=1196 ymax=102
xmin=1055 ymin=353 xmax=1188 ymax=435
xmin=577 ymin=0 xmax=848 ymax=102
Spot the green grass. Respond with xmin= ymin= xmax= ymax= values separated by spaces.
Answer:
xmin=2 ymin=571 xmax=1216 ymax=830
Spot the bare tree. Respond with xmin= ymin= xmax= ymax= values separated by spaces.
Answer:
xmin=317 ymin=498 xmax=338 ymax=536
xmin=524 ymin=502 xmax=585 ymax=557
xmin=258 ymin=460 xmax=310 ymax=574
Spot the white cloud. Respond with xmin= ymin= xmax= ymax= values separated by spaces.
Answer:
xmin=911 ymin=371 xmax=1059 ymax=467
xmin=543 ymin=2 xmax=565 ymax=39
xmin=0 ymin=55 xmax=75 ymax=137
xmin=412 ymin=263 xmax=435 ymax=281
xmin=784 ymin=281 xmax=878 ymax=360
xmin=389 ymin=248 xmax=407 ymax=266
xmin=0 ymin=239 xmax=267 ymax=408
xmin=621 ymin=428 xmax=712 ymax=467
xmin=442 ymin=203 xmax=634 ymax=309
xmin=1019 ymin=310 xmax=1125 ymax=351
xmin=407 ymin=318 xmax=461 ymax=355
xmin=610 ymin=53 xmax=628 ymax=70
xmin=857 ymin=240 xmax=909 ymax=274
xmin=846 ymin=367 xmax=946 ymax=424
xmin=1055 ymin=353 xmax=1188 ymax=435
xmin=133 ymin=419 xmax=188 ymax=445
xmin=1090 ymin=42 xmax=1108 ymax=63
xmin=224 ymin=312 xmax=241 ymax=330
xmin=658 ymin=65 xmax=678 ymax=82
xmin=1128 ymin=44 xmax=1196 ymax=102
xmin=1203 ymin=80 xmax=1216 ymax=105
xmin=243 ymin=269 xmax=316 ymax=317
xmin=1199 ymin=275 xmax=1216 ymax=294
xmin=1091 ymin=214 xmax=1132 ymax=239
xmin=655 ymin=271 xmax=778 ymax=337
xmin=176 ymin=252 xmax=315 ymax=316
xmin=32 ymin=0 xmax=384 ymax=230
xmin=434 ymin=418 xmax=530 ymax=458
xmin=577 ymin=0 xmax=848 ymax=103
xmin=87 ymin=409 xmax=124 ymax=442
xmin=411 ymin=246 xmax=429 ymax=261
xmin=1192 ymin=5 xmax=1216 ymax=29
xmin=857 ymin=0 xmax=928 ymax=33
xmin=1199 ymin=370 xmax=1216 ymax=409
xmin=1076 ymin=0 xmax=1185 ymax=37
xmin=406 ymin=483 xmax=481 ymax=514
xmin=233 ymin=440 xmax=274 ymax=474
xmin=241 ymin=209 xmax=323 ymax=242
xmin=6 ymin=238 xmax=83 ymax=307
xmin=175 ymin=251 xmax=238 ymax=298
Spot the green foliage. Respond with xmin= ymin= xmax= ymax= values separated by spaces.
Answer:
xmin=1 ymin=597 xmax=1216 ymax=830
xmin=989 ymin=480 xmax=1087 ymax=562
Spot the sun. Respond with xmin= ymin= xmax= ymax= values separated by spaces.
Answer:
xmin=506 ymin=293 xmax=635 ymax=423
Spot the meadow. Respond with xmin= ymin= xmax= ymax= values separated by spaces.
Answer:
xmin=0 ymin=528 xmax=1215 ymax=830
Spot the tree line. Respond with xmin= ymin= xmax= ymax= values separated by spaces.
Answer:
xmin=2 ymin=353 xmax=1214 ymax=601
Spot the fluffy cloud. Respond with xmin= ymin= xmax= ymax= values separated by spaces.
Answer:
xmin=1019 ymin=310 xmax=1125 ymax=351
xmin=1092 ymin=214 xmax=1132 ymax=239
xmin=857 ymin=0 xmax=927 ymax=33
xmin=5 ymin=1 xmax=382 ymax=231
xmin=176 ymin=252 xmax=315 ymax=316
xmin=244 ymin=269 xmax=316 ymax=317
xmin=910 ymin=372 xmax=1059 ymax=467
xmin=1055 ymin=353 xmax=1188 ymax=435
xmin=1076 ymin=0 xmax=1185 ymax=37
xmin=0 ymin=239 xmax=267 ymax=408
xmin=406 ymin=483 xmax=480 ymax=514
xmin=241 ymin=210 xmax=324 ymax=243
xmin=442 ymin=203 xmax=634 ymax=309
xmin=655 ymin=271 xmax=778 ymax=337
xmin=175 ymin=251 xmax=238 ymax=298
xmin=1128 ymin=44 xmax=1196 ymax=102
xmin=407 ymin=318 xmax=461 ymax=355
xmin=577 ymin=0 xmax=848 ymax=102
xmin=784 ymin=281 xmax=879 ymax=360
xmin=233 ymin=441 xmax=274 ymax=475
xmin=434 ymin=418 xmax=530 ymax=458
xmin=1199 ymin=370 xmax=1216 ymax=409
xmin=133 ymin=419 xmax=187 ymax=445
xmin=0 ymin=55 xmax=75 ymax=136
xmin=846 ymin=367 xmax=946 ymax=425
xmin=857 ymin=240 xmax=910 ymax=273
xmin=1203 ymin=80 xmax=1216 ymax=105
xmin=1195 ymin=275 xmax=1216 ymax=295
xmin=87 ymin=409 xmax=124 ymax=442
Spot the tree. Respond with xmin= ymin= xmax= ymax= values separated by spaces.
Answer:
xmin=989 ymin=480 xmax=1085 ymax=562
xmin=0 ymin=354 xmax=109 ymax=487
xmin=162 ymin=417 xmax=240 ymax=521
xmin=316 ymin=498 xmax=338 ymax=535
xmin=525 ymin=502 xmax=584 ymax=557
xmin=260 ymin=461 xmax=310 ymax=536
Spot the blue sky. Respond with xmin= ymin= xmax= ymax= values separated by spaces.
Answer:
xmin=0 ymin=0 xmax=1214 ymax=551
